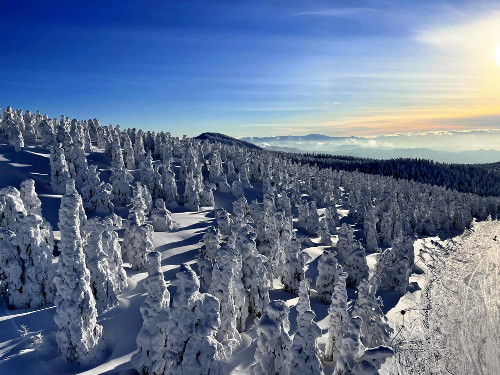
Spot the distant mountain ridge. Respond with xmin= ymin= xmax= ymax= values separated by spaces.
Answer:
xmin=196 ymin=132 xmax=262 ymax=150
xmin=241 ymin=134 xmax=358 ymax=142
xmin=240 ymin=133 xmax=500 ymax=165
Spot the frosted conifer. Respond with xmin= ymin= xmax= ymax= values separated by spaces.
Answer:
xmin=53 ymin=182 xmax=103 ymax=364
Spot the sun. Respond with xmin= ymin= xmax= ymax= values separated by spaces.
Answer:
xmin=495 ymin=44 xmax=500 ymax=66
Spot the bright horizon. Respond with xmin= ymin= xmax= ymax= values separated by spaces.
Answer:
xmin=1 ymin=0 xmax=500 ymax=139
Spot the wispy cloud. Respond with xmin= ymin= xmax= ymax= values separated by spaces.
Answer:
xmin=295 ymin=7 xmax=377 ymax=17
xmin=415 ymin=11 xmax=500 ymax=49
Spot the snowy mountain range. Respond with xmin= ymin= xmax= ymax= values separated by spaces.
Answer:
xmin=241 ymin=132 xmax=500 ymax=164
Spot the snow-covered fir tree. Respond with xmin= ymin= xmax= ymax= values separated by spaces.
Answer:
xmin=166 ymin=264 xmax=223 ymax=375
xmin=80 ymin=165 xmax=114 ymax=214
xmin=289 ymin=309 xmax=324 ymax=375
xmin=336 ymin=223 xmax=369 ymax=288
xmin=50 ymin=143 xmax=70 ymax=194
xmin=150 ymin=199 xmax=175 ymax=231
xmin=131 ymin=251 xmax=170 ymax=375
xmin=83 ymin=219 xmax=119 ymax=313
xmin=129 ymin=182 xmax=148 ymax=226
xmin=316 ymin=250 xmax=342 ymax=304
xmin=325 ymin=266 xmax=349 ymax=361
xmin=208 ymin=243 xmax=242 ymax=359
xmin=122 ymin=132 xmax=136 ymax=169
xmin=0 ymin=185 xmax=55 ymax=309
xmin=236 ymin=227 xmax=270 ymax=318
xmin=253 ymin=300 xmax=292 ymax=375
xmin=364 ymin=203 xmax=379 ymax=252
xmin=53 ymin=182 xmax=103 ymax=364
xmin=196 ymin=226 xmax=220 ymax=293
xmin=122 ymin=222 xmax=154 ymax=271
xmin=352 ymin=278 xmax=392 ymax=348
xmin=374 ymin=234 xmax=413 ymax=294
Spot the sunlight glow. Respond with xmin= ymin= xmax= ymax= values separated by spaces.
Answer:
xmin=495 ymin=44 xmax=500 ymax=66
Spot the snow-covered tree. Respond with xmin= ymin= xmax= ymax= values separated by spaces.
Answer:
xmin=364 ymin=204 xmax=379 ymax=252
xmin=131 ymin=251 xmax=170 ymax=375
xmin=140 ymin=151 xmax=163 ymax=199
xmin=254 ymin=300 xmax=292 ymax=375
xmin=319 ymin=218 xmax=333 ymax=246
xmin=296 ymin=279 xmax=311 ymax=321
xmin=215 ymin=208 xmax=232 ymax=238
xmin=80 ymin=165 xmax=114 ymax=214
xmin=289 ymin=309 xmax=324 ymax=375
xmin=200 ymin=181 xmax=215 ymax=207
xmin=197 ymin=226 xmax=220 ymax=292
xmin=110 ymin=159 xmax=133 ymax=207
xmin=0 ymin=186 xmax=55 ymax=309
xmin=39 ymin=119 xmax=56 ymax=147
xmin=50 ymin=144 xmax=70 ymax=194
xmin=352 ymin=278 xmax=392 ymax=348
xmin=316 ymin=250 xmax=342 ymax=304
xmin=374 ymin=235 xmax=412 ymax=294
xmin=334 ymin=316 xmax=364 ymax=374
xmin=324 ymin=204 xmax=340 ymax=234
xmin=208 ymin=244 xmax=242 ymax=359
xmin=122 ymin=133 xmax=136 ymax=169
xmin=182 ymin=293 xmax=224 ymax=375
xmin=324 ymin=267 xmax=349 ymax=361
xmin=122 ymin=223 xmax=154 ymax=271
xmin=166 ymin=264 xmax=223 ymax=375
xmin=236 ymin=227 xmax=270 ymax=318
xmin=99 ymin=216 xmax=128 ymax=294
xmin=53 ymin=183 xmax=103 ymax=364
xmin=129 ymin=182 xmax=148 ymax=226
xmin=19 ymin=179 xmax=42 ymax=216
xmin=336 ymin=224 xmax=369 ymax=288
xmin=183 ymin=170 xmax=200 ymax=211
xmin=282 ymin=234 xmax=306 ymax=295
xmin=83 ymin=219 xmax=119 ymax=312
xmin=161 ymin=163 xmax=179 ymax=209
xmin=150 ymin=199 xmax=175 ymax=231
xmin=134 ymin=131 xmax=146 ymax=165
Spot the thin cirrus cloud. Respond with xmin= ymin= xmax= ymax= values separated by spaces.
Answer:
xmin=294 ymin=7 xmax=378 ymax=17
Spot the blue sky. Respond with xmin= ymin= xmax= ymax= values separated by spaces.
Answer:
xmin=1 ymin=0 xmax=500 ymax=137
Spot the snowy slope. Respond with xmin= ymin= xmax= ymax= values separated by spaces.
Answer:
xmin=0 ymin=136 xmax=498 ymax=375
